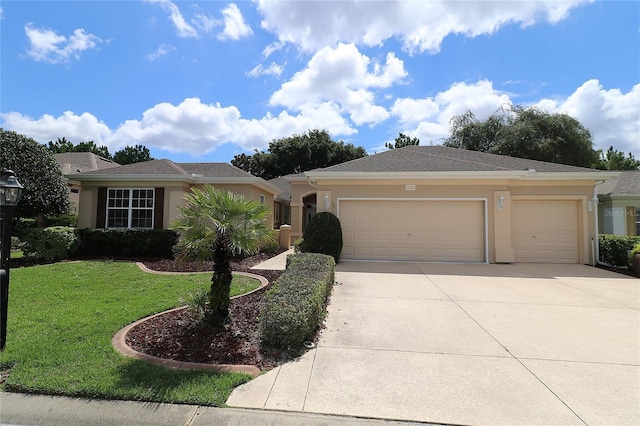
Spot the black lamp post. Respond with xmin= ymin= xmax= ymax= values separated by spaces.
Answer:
xmin=1 ymin=170 xmax=24 ymax=351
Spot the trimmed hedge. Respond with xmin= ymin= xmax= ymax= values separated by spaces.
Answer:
xmin=599 ymin=234 xmax=640 ymax=268
xmin=76 ymin=228 xmax=178 ymax=258
xmin=299 ymin=212 xmax=343 ymax=263
xmin=260 ymin=253 xmax=335 ymax=349
xmin=22 ymin=226 xmax=78 ymax=262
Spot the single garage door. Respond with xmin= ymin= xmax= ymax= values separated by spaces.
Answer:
xmin=339 ymin=200 xmax=485 ymax=262
xmin=512 ymin=200 xmax=579 ymax=263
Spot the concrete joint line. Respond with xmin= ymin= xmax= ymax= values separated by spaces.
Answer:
xmin=264 ymin=365 xmax=282 ymax=409
xmin=302 ymin=347 xmax=319 ymax=412
xmin=183 ymin=406 xmax=200 ymax=426
xmin=421 ymin=269 xmax=589 ymax=425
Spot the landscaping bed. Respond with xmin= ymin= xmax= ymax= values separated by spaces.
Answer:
xmin=129 ymin=250 xmax=298 ymax=370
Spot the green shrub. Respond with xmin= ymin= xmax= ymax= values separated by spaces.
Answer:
xmin=22 ymin=226 xmax=78 ymax=262
xmin=599 ymin=235 xmax=640 ymax=268
xmin=45 ymin=212 xmax=78 ymax=227
xmin=293 ymin=238 xmax=303 ymax=254
xmin=12 ymin=218 xmax=37 ymax=239
xmin=76 ymin=228 xmax=178 ymax=258
xmin=260 ymin=253 xmax=335 ymax=349
xmin=180 ymin=287 xmax=210 ymax=322
xmin=260 ymin=238 xmax=281 ymax=254
xmin=299 ymin=212 xmax=343 ymax=263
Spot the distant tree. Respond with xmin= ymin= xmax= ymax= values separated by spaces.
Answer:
xmin=444 ymin=106 xmax=599 ymax=168
xmin=1 ymin=129 xmax=70 ymax=220
xmin=230 ymin=153 xmax=252 ymax=173
xmin=47 ymin=138 xmax=112 ymax=160
xmin=595 ymin=146 xmax=640 ymax=170
xmin=231 ymin=129 xmax=367 ymax=180
xmin=113 ymin=145 xmax=154 ymax=165
xmin=385 ymin=132 xmax=420 ymax=149
xmin=171 ymin=186 xmax=275 ymax=326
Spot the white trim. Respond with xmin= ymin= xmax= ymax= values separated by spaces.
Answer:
xmin=337 ymin=197 xmax=489 ymax=264
xmin=106 ymin=187 xmax=155 ymax=230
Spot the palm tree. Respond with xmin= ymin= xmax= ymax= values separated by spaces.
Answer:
xmin=171 ymin=185 xmax=275 ymax=326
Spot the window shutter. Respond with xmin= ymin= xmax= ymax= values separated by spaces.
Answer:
xmin=626 ymin=206 xmax=636 ymax=236
xmin=154 ymin=188 xmax=164 ymax=229
xmin=96 ymin=187 xmax=107 ymax=228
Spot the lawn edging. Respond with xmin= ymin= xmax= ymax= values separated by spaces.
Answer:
xmin=113 ymin=269 xmax=269 ymax=377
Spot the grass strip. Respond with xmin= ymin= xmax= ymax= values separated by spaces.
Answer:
xmin=0 ymin=261 xmax=260 ymax=405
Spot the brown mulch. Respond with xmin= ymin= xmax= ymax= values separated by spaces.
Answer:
xmin=124 ymin=250 xmax=305 ymax=371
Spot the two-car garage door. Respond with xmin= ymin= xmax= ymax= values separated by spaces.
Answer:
xmin=339 ymin=198 xmax=581 ymax=263
xmin=339 ymin=200 xmax=485 ymax=262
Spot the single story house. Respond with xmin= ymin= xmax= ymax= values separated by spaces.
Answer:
xmin=596 ymin=170 xmax=640 ymax=236
xmin=71 ymin=159 xmax=282 ymax=230
xmin=283 ymin=146 xmax=614 ymax=264
xmin=54 ymin=152 xmax=120 ymax=210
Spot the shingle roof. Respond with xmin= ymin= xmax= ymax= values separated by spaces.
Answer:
xmin=76 ymin=159 xmax=253 ymax=178
xmin=268 ymin=176 xmax=293 ymax=201
xmin=54 ymin=152 xmax=119 ymax=174
xmin=314 ymin=145 xmax=599 ymax=173
xmin=596 ymin=171 xmax=640 ymax=197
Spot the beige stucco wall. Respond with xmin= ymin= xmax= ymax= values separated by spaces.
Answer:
xmin=77 ymin=181 xmax=277 ymax=230
xmin=288 ymin=180 xmax=318 ymax=240
xmin=296 ymin=178 xmax=597 ymax=264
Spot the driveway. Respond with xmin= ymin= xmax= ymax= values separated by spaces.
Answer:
xmin=228 ymin=262 xmax=640 ymax=425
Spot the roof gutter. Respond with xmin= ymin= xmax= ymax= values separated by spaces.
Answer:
xmin=72 ymin=174 xmax=283 ymax=196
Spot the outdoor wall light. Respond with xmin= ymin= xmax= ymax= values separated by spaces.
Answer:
xmin=1 ymin=170 xmax=24 ymax=351
xmin=497 ymin=194 xmax=505 ymax=211
xmin=588 ymin=197 xmax=599 ymax=212
xmin=324 ymin=194 xmax=330 ymax=210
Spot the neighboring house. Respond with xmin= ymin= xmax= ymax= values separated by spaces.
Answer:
xmin=54 ymin=152 xmax=120 ymax=210
xmin=268 ymin=175 xmax=295 ymax=228
xmin=71 ymin=159 xmax=281 ymax=230
xmin=596 ymin=171 xmax=640 ymax=236
xmin=284 ymin=145 xmax=614 ymax=264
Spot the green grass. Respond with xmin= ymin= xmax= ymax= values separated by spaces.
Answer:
xmin=0 ymin=261 xmax=261 ymax=405
xmin=9 ymin=250 xmax=23 ymax=259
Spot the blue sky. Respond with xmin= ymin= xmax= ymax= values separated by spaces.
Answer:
xmin=1 ymin=0 xmax=638 ymax=164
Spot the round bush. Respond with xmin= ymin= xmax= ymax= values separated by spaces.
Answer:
xmin=299 ymin=212 xmax=343 ymax=263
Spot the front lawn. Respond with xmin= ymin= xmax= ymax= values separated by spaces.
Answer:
xmin=0 ymin=261 xmax=260 ymax=405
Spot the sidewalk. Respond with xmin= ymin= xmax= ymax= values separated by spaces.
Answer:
xmin=251 ymin=248 xmax=293 ymax=270
xmin=0 ymin=392 xmax=429 ymax=426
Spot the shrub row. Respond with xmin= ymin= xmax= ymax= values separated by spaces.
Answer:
xmin=21 ymin=228 xmax=178 ymax=261
xmin=260 ymin=253 xmax=335 ymax=349
xmin=599 ymin=234 xmax=640 ymax=268
xmin=76 ymin=229 xmax=178 ymax=258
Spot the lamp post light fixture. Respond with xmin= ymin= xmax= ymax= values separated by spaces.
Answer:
xmin=1 ymin=170 xmax=24 ymax=351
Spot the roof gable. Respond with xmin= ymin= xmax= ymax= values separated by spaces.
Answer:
xmin=54 ymin=152 xmax=119 ymax=174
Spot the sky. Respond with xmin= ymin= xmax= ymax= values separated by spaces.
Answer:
xmin=1 ymin=0 xmax=638 ymax=165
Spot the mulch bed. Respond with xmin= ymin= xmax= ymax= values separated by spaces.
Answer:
xmin=125 ymin=250 xmax=305 ymax=371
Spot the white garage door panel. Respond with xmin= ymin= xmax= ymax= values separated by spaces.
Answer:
xmin=340 ymin=200 xmax=484 ymax=262
xmin=512 ymin=200 xmax=579 ymax=263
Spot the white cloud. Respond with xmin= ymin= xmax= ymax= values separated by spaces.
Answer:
xmin=535 ymin=80 xmax=640 ymax=157
xmin=1 ymin=98 xmax=355 ymax=155
xmin=246 ymin=62 xmax=284 ymax=78
xmin=146 ymin=43 xmax=175 ymax=61
xmin=24 ymin=23 xmax=102 ymax=64
xmin=146 ymin=0 xmax=198 ymax=38
xmin=391 ymin=80 xmax=512 ymax=143
xmin=257 ymin=0 xmax=590 ymax=53
xmin=270 ymin=43 xmax=407 ymax=125
xmin=217 ymin=3 xmax=253 ymax=41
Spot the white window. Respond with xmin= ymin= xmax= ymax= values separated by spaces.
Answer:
xmin=107 ymin=188 xmax=154 ymax=229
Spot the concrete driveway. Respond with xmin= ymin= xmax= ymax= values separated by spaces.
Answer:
xmin=228 ymin=262 xmax=639 ymax=425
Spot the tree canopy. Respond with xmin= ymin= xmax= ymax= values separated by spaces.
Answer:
xmin=443 ymin=106 xmax=599 ymax=168
xmin=113 ymin=144 xmax=153 ymax=165
xmin=47 ymin=138 xmax=153 ymax=165
xmin=231 ymin=129 xmax=367 ymax=180
xmin=385 ymin=132 xmax=420 ymax=150
xmin=1 ymin=129 xmax=70 ymax=219
xmin=594 ymin=146 xmax=640 ymax=171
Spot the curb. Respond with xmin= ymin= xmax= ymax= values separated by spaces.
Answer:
xmin=112 ymin=268 xmax=270 ymax=377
